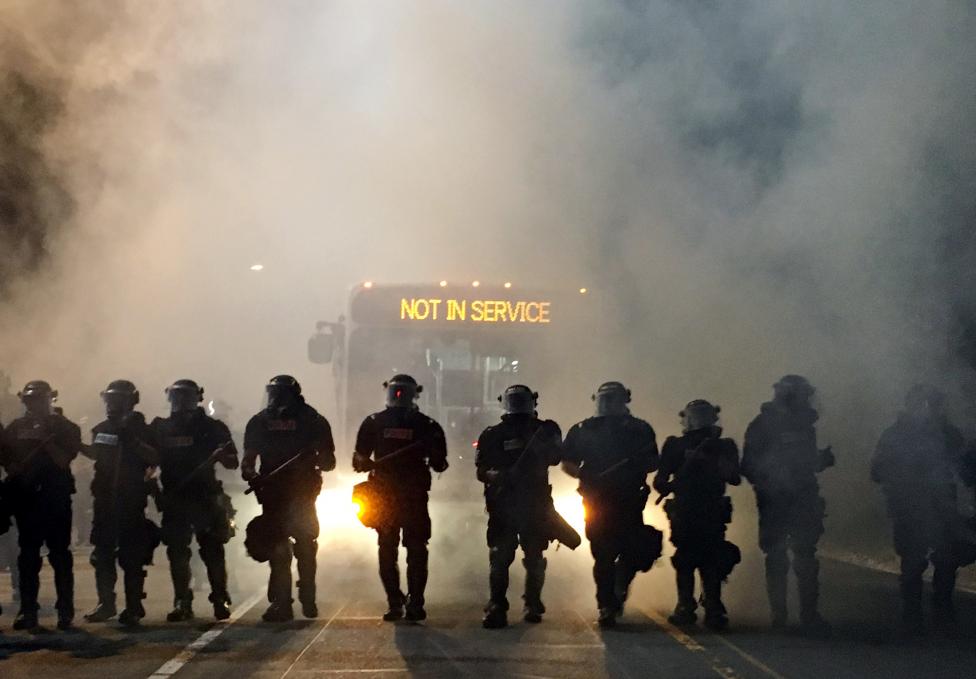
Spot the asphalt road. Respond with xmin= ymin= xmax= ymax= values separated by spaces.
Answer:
xmin=2 ymin=491 xmax=976 ymax=679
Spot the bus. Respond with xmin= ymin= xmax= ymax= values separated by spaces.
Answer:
xmin=307 ymin=282 xmax=596 ymax=472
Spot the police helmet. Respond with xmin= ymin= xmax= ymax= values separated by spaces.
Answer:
xmin=773 ymin=374 xmax=815 ymax=404
xmin=499 ymin=384 xmax=538 ymax=415
xmin=679 ymin=399 xmax=720 ymax=433
xmin=593 ymin=381 xmax=631 ymax=416
xmin=101 ymin=379 xmax=140 ymax=415
xmin=384 ymin=374 xmax=422 ymax=408
xmin=166 ymin=379 xmax=204 ymax=413
xmin=266 ymin=374 xmax=301 ymax=412
xmin=19 ymin=380 xmax=57 ymax=415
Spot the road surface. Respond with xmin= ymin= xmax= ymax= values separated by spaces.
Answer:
xmin=1 ymin=488 xmax=975 ymax=679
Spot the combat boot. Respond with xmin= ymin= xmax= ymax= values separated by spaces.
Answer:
xmin=482 ymin=602 xmax=508 ymax=629
xmin=597 ymin=607 xmax=617 ymax=629
xmin=384 ymin=593 xmax=405 ymax=622
xmin=13 ymin=610 xmax=39 ymax=631
xmin=404 ymin=594 xmax=426 ymax=622
xmin=702 ymin=570 xmax=729 ymax=632
xmin=121 ymin=569 xmax=147 ymax=626
xmin=166 ymin=598 xmax=194 ymax=622
xmin=668 ymin=568 xmax=697 ymax=626
xmin=119 ymin=604 xmax=146 ymax=627
xmin=57 ymin=611 xmax=75 ymax=631
xmin=297 ymin=580 xmax=318 ymax=619
xmin=84 ymin=601 xmax=118 ymax=623
xmin=262 ymin=601 xmax=294 ymax=623
xmin=522 ymin=556 xmax=546 ymax=624
xmin=210 ymin=592 xmax=232 ymax=621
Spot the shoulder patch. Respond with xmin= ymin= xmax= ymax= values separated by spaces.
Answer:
xmin=267 ymin=419 xmax=298 ymax=432
xmin=94 ymin=432 xmax=119 ymax=446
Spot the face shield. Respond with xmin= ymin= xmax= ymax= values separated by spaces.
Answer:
xmin=21 ymin=391 xmax=54 ymax=417
xmin=167 ymin=387 xmax=200 ymax=415
xmin=500 ymin=387 xmax=537 ymax=415
xmin=103 ymin=392 xmax=135 ymax=418
xmin=680 ymin=401 xmax=720 ymax=433
xmin=386 ymin=381 xmax=420 ymax=408
xmin=594 ymin=382 xmax=631 ymax=417
xmin=773 ymin=376 xmax=816 ymax=410
xmin=266 ymin=384 xmax=297 ymax=413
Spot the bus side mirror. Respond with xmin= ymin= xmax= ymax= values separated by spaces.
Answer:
xmin=308 ymin=332 xmax=335 ymax=364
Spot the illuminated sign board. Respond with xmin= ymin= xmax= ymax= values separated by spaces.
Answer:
xmin=399 ymin=298 xmax=551 ymax=324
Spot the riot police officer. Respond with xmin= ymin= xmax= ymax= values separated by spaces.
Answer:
xmin=242 ymin=375 xmax=335 ymax=623
xmin=654 ymin=400 xmax=741 ymax=631
xmin=151 ymin=379 xmax=239 ymax=622
xmin=83 ymin=380 xmax=160 ymax=626
xmin=0 ymin=381 xmax=82 ymax=630
xmin=562 ymin=382 xmax=658 ymax=628
xmin=871 ymin=385 xmax=967 ymax=632
xmin=742 ymin=375 xmax=834 ymax=632
xmin=476 ymin=385 xmax=562 ymax=629
xmin=352 ymin=374 xmax=448 ymax=622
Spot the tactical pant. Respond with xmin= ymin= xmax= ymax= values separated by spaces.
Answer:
xmin=486 ymin=512 xmax=547 ymax=613
xmin=667 ymin=496 xmax=735 ymax=618
xmin=162 ymin=497 xmax=231 ymax=606
xmin=15 ymin=493 xmax=74 ymax=618
xmin=90 ymin=498 xmax=150 ymax=613
xmin=757 ymin=491 xmax=825 ymax=623
xmin=892 ymin=517 xmax=957 ymax=623
xmin=376 ymin=496 xmax=431 ymax=608
xmin=585 ymin=504 xmax=642 ymax=611
xmin=262 ymin=496 xmax=319 ymax=606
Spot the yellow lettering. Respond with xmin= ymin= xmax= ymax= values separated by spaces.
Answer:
xmin=471 ymin=300 xmax=485 ymax=321
xmin=538 ymin=302 xmax=551 ymax=323
xmin=401 ymin=298 xmax=416 ymax=320
xmin=430 ymin=299 xmax=442 ymax=320
xmin=525 ymin=302 xmax=540 ymax=323
xmin=447 ymin=299 xmax=466 ymax=321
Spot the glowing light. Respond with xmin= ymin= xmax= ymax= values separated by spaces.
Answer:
xmin=249 ymin=264 xmax=264 ymax=271
xmin=553 ymin=492 xmax=587 ymax=536
xmin=363 ymin=281 xmax=374 ymax=289
xmin=353 ymin=501 xmax=364 ymax=518
xmin=504 ymin=282 xmax=512 ymax=289
xmin=315 ymin=487 xmax=365 ymax=531
xmin=439 ymin=280 xmax=448 ymax=287
xmin=472 ymin=280 xmax=480 ymax=288
xmin=579 ymin=287 xmax=588 ymax=294
xmin=207 ymin=400 xmax=216 ymax=416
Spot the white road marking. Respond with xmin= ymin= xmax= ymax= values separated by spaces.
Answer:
xmin=147 ymin=590 xmax=266 ymax=679
xmin=711 ymin=635 xmax=791 ymax=679
xmin=640 ymin=608 xmax=746 ymax=679
xmin=279 ymin=603 xmax=349 ymax=679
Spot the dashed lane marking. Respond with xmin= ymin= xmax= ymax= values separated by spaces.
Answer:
xmin=640 ymin=608 xmax=746 ymax=679
xmin=147 ymin=590 xmax=266 ymax=679
xmin=710 ymin=635 xmax=791 ymax=679
xmin=279 ymin=603 xmax=349 ymax=679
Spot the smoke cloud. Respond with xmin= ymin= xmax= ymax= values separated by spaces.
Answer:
xmin=1 ymin=1 xmax=974 ymax=554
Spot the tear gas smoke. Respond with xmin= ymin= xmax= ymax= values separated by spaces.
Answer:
xmin=1 ymin=1 xmax=974 ymax=588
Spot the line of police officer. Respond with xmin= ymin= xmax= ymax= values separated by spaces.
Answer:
xmin=1 ymin=373 xmax=974 ymax=637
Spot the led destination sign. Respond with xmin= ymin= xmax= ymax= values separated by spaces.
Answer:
xmin=400 ymin=298 xmax=551 ymax=324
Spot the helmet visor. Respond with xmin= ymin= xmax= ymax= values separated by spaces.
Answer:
xmin=386 ymin=382 xmax=418 ymax=408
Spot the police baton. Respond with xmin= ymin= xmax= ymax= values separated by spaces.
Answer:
xmin=167 ymin=441 xmax=234 ymax=496
xmin=368 ymin=437 xmax=433 ymax=468
xmin=244 ymin=449 xmax=308 ymax=495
